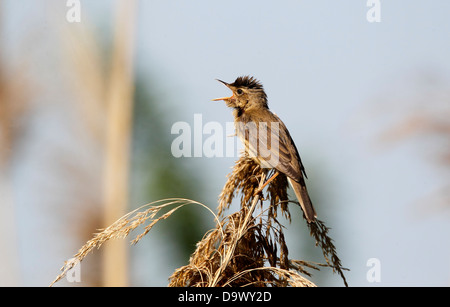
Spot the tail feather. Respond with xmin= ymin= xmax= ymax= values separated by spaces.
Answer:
xmin=287 ymin=177 xmax=317 ymax=223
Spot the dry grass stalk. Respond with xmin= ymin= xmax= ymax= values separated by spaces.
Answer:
xmin=51 ymin=155 xmax=347 ymax=287
xmin=169 ymin=155 xmax=348 ymax=287
xmin=374 ymin=80 xmax=450 ymax=213
xmin=101 ymin=0 xmax=138 ymax=286
xmin=307 ymin=219 xmax=348 ymax=286
xmin=49 ymin=198 xmax=218 ymax=287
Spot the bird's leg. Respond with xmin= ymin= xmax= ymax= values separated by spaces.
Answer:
xmin=253 ymin=171 xmax=279 ymax=196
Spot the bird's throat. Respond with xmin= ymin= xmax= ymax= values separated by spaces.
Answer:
xmin=234 ymin=106 xmax=243 ymax=118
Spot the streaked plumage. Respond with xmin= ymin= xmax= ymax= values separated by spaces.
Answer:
xmin=213 ymin=76 xmax=317 ymax=223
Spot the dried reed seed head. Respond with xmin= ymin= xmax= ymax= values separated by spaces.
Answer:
xmin=307 ymin=219 xmax=349 ymax=287
xmin=50 ymin=199 xmax=218 ymax=286
xmin=169 ymin=155 xmax=320 ymax=287
xmin=53 ymin=149 xmax=347 ymax=287
xmin=218 ymin=155 xmax=290 ymax=220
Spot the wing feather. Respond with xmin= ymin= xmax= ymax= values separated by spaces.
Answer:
xmin=236 ymin=113 xmax=306 ymax=182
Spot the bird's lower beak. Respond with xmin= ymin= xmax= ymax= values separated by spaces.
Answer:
xmin=212 ymin=95 xmax=234 ymax=102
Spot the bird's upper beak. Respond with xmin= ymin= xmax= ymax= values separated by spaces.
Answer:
xmin=212 ymin=79 xmax=234 ymax=102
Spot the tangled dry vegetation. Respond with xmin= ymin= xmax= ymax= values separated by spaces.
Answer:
xmin=51 ymin=155 xmax=348 ymax=287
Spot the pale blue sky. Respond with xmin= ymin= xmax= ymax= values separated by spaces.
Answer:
xmin=2 ymin=0 xmax=450 ymax=286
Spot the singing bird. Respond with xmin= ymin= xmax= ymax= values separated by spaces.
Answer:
xmin=213 ymin=76 xmax=317 ymax=223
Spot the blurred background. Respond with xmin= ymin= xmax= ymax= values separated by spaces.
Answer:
xmin=1 ymin=0 xmax=449 ymax=286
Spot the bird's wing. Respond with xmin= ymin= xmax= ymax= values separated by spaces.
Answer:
xmin=236 ymin=114 xmax=306 ymax=181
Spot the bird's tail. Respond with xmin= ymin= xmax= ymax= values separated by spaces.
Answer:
xmin=288 ymin=177 xmax=317 ymax=223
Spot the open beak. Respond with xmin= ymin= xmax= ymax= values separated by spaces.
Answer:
xmin=212 ymin=79 xmax=234 ymax=101
xmin=211 ymin=95 xmax=233 ymax=101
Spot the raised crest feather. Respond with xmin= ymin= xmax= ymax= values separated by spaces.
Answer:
xmin=230 ymin=76 xmax=264 ymax=90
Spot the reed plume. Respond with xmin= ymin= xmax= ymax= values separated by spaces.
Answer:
xmin=169 ymin=155 xmax=348 ymax=287
xmin=51 ymin=154 xmax=348 ymax=287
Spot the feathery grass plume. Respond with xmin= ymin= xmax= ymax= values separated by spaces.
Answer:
xmin=49 ymin=198 xmax=218 ymax=287
xmin=51 ymin=154 xmax=347 ymax=287
xmin=307 ymin=219 xmax=349 ymax=287
xmin=218 ymin=155 xmax=290 ymax=221
xmin=169 ymin=168 xmax=316 ymax=287
xmin=169 ymin=154 xmax=348 ymax=287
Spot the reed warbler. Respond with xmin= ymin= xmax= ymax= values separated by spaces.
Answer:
xmin=213 ymin=76 xmax=317 ymax=223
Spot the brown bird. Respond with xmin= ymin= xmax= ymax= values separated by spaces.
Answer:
xmin=213 ymin=76 xmax=317 ymax=223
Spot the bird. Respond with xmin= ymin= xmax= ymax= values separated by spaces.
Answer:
xmin=212 ymin=75 xmax=317 ymax=223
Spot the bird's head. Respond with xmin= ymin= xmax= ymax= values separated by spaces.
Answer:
xmin=212 ymin=76 xmax=268 ymax=112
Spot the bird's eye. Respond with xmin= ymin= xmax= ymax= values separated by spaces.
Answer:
xmin=236 ymin=89 xmax=243 ymax=95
